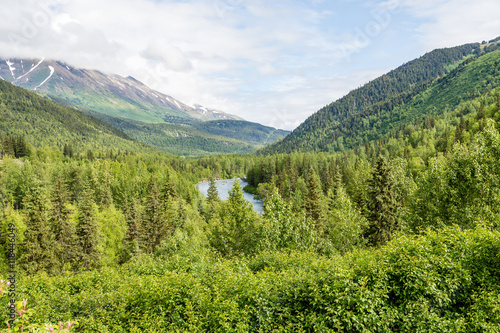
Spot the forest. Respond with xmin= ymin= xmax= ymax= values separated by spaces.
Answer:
xmin=1 ymin=84 xmax=500 ymax=331
xmin=1 ymin=41 xmax=500 ymax=332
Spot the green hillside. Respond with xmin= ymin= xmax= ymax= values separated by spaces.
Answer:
xmin=0 ymin=80 xmax=150 ymax=154
xmin=192 ymin=120 xmax=290 ymax=146
xmin=81 ymin=110 xmax=257 ymax=156
xmin=43 ymin=96 xmax=289 ymax=156
xmin=261 ymin=42 xmax=483 ymax=154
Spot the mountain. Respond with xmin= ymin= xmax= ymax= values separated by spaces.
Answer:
xmin=260 ymin=40 xmax=500 ymax=154
xmin=192 ymin=120 xmax=290 ymax=146
xmin=76 ymin=109 xmax=259 ymax=156
xmin=0 ymin=58 xmax=241 ymax=123
xmin=0 ymin=79 xmax=150 ymax=154
xmin=0 ymin=58 xmax=290 ymax=155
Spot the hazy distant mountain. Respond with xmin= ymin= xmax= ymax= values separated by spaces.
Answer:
xmin=0 ymin=58 xmax=242 ymax=123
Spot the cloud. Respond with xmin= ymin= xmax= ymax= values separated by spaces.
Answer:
xmin=1 ymin=0 xmax=498 ymax=130
xmin=400 ymin=0 xmax=500 ymax=50
xmin=141 ymin=40 xmax=193 ymax=72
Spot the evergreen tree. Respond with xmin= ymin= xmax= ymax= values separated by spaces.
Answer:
xmin=209 ymin=180 xmax=259 ymax=256
xmin=20 ymin=183 xmax=56 ymax=274
xmin=207 ymin=178 xmax=220 ymax=204
xmin=205 ymin=177 xmax=220 ymax=222
xmin=160 ymin=169 xmax=177 ymax=202
xmin=304 ymin=170 xmax=322 ymax=226
xmin=455 ymin=114 xmax=466 ymax=143
xmin=51 ymin=176 xmax=76 ymax=274
xmin=324 ymin=185 xmax=367 ymax=255
xmin=14 ymin=135 xmax=28 ymax=158
xmin=76 ymin=184 xmax=101 ymax=271
xmin=364 ymin=156 xmax=399 ymax=247
xmin=260 ymin=188 xmax=316 ymax=252
xmin=142 ymin=178 xmax=166 ymax=254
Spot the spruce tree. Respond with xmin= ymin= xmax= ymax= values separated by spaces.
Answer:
xmin=205 ymin=177 xmax=220 ymax=222
xmin=20 ymin=183 xmax=56 ymax=274
xmin=142 ymin=178 xmax=168 ymax=254
xmin=120 ymin=197 xmax=141 ymax=263
xmin=364 ymin=156 xmax=399 ymax=247
xmin=207 ymin=178 xmax=220 ymax=204
xmin=76 ymin=184 xmax=101 ymax=271
xmin=304 ymin=170 xmax=322 ymax=226
xmin=51 ymin=176 xmax=76 ymax=274
xmin=160 ymin=169 xmax=177 ymax=202
xmin=209 ymin=180 xmax=259 ymax=256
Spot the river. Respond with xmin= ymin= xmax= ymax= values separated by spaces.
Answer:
xmin=197 ymin=178 xmax=264 ymax=214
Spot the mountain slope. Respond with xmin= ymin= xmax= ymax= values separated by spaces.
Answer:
xmin=192 ymin=120 xmax=290 ymax=146
xmin=42 ymin=94 xmax=289 ymax=156
xmin=0 ymin=58 xmax=241 ymax=123
xmin=0 ymin=79 xmax=150 ymax=153
xmin=78 ymin=109 xmax=257 ymax=156
xmin=261 ymin=42 xmax=484 ymax=154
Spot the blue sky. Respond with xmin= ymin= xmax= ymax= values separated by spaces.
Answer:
xmin=1 ymin=0 xmax=500 ymax=129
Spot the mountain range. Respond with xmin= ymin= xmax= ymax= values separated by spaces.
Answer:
xmin=0 ymin=58 xmax=289 ymax=156
xmin=0 ymin=58 xmax=239 ymax=123
xmin=2 ymin=36 xmax=500 ymax=158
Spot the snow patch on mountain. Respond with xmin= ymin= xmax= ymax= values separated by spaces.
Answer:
xmin=18 ymin=58 xmax=45 ymax=80
xmin=34 ymin=66 xmax=54 ymax=90
xmin=6 ymin=60 xmax=16 ymax=79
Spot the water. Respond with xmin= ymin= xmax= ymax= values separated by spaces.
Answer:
xmin=197 ymin=178 xmax=264 ymax=214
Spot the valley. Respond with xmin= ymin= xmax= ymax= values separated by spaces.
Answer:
xmin=1 ymin=36 xmax=500 ymax=332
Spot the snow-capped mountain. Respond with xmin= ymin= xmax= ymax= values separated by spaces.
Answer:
xmin=0 ymin=58 xmax=242 ymax=123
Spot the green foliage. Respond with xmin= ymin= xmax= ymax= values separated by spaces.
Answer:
xmin=96 ymin=204 xmax=126 ymax=267
xmin=76 ymin=185 xmax=101 ymax=271
xmin=323 ymin=185 xmax=368 ymax=255
xmin=50 ymin=176 xmax=77 ymax=274
xmin=304 ymin=170 xmax=323 ymax=226
xmin=260 ymin=188 xmax=316 ymax=252
xmin=208 ymin=180 xmax=260 ymax=256
xmin=19 ymin=183 xmax=56 ymax=275
xmin=365 ymin=156 xmax=400 ymax=247
xmin=192 ymin=120 xmax=290 ymax=145
xmin=2 ymin=227 xmax=500 ymax=332
xmin=0 ymin=80 xmax=148 ymax=155
xmin=85 ymin=110 xmax=288 ymax=157
xmin=409 ymin=120 xmax=500 ymax=231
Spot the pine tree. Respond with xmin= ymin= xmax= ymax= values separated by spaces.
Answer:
xmin=324 ymin=184 xmax=367 ymax=255
xmin=160 ymin=169 xmax=177 ymax=202
xmin=455 ymin=114 xmax=466 ymax=143
xmin=364 ymin=156 xmax=399 ymax=247
xmin=20 ymin=183 xmax=56 ymax=274
xmin=142 ymin=178 xmax=167 ymax=254
xmin=76 ymin=184 xmax=101 ymax=271
xmin=209 ymin=180 xmax=259 ymax=256
xmin=205 ymin=177 xmax=220 ymax=222
xmin=304 ymin=170 xmax=322 ymax=226
xmin=207 ymin=178 xmax=220 ymax=204
xmin=51 ymin=176 xmax=76 ymax=274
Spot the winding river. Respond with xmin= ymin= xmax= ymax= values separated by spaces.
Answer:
xmin=197 ymin=178 xmax=264 ymax=214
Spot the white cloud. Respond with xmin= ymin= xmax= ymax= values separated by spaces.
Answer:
xmin=1 ymin=0 xmax=498 ymax=130
xmin=400 ymin=0 xmax=500 ymax=50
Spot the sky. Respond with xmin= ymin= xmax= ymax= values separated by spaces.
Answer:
xmin=1 ymin=0 xmax=500 ymax=130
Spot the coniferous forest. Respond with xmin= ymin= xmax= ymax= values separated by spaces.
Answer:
xmin=1 ymin=40 xmax=500 ymax=332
